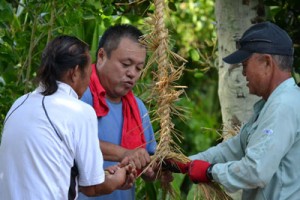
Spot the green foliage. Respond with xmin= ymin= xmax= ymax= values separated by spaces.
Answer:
xmin=264 ymin=0 xmax=300 ymax=74
xmin=1 ymin=0 xmax=299 ymax=199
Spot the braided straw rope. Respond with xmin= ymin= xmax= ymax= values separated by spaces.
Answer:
xmin=140 ymin=0 xmax=231 ymax=199
xmin=140 ymin=0 xmax=188 ymax=168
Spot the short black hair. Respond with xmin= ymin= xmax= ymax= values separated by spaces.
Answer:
xmin=37 ymin=35 xmax=90 ymax=96
xmin=97 ymin=24 xmax=143 ymax=58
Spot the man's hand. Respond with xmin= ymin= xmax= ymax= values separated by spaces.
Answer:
xmin=117 ymin=157 xmax=137 ymax=190
xmin=105 ymin=166 xmax=127 ymax=189
xmin=141 ymin=165 xmax=157 ymax=181
xmin=141 ymin=162 xmax=174 ymax=183
xmin=105 ymin=165 xmax=120 ymax=174
xmin=121 ymin=148 xmax=151 ymax=170
xmin=162 ymin=159 xmax=191 ymax=174
xmin=79 ymin=164 xmax=128 ymax=196
xmin=160 ymin=170 xmax=174 ymax=183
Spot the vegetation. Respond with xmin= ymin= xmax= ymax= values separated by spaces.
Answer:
xmin=0 ymin=0 xmax=299 ymax=199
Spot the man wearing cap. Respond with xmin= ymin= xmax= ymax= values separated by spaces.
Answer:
xmin=166 ymin=21 xmax=300 ymax=199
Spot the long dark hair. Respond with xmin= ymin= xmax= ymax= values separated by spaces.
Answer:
xmin=36 ymin=35 xmax=89 ymax=96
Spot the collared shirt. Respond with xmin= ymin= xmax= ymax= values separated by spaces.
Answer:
xmin=0 ymin=82 xmax=104 ymax=200
xmin=190 ymin=78 xmax=300 ymax=200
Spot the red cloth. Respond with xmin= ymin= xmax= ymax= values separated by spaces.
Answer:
xmin=89 ymin=64 xmax=146 ymax=149
xmin=188 ymin=160 xmax=211 ymax=183
xmin=89 ymin=64 xmax=109 ymax=117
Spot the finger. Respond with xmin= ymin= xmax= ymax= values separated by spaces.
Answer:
xmin=127 ymin=174 xmax=136 ymax=186
xmin=119 ymin=157 xmax=130 ymax=167
xmin=124 ymin=163 xmax=133 ymax=174
xmin=138 ymin=149 xmax=151 ymax=163
xmin=106 ymin=169 xmax=115 ymax=174
xmin=146 ymin=169 xmax=155 ymax=178
xmin=138 ymin=156 xmax=147 ymax=168
xmin=132 ymin=158 xmax=142 ymax=169
xmin=131 ymin=167 xmax=137 ymax=177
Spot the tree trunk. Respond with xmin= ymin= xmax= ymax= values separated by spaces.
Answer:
xmin=215 ymin=0 xmax=265 ymax=140
xmin=215 ymin=0 xmax=265 ymax=199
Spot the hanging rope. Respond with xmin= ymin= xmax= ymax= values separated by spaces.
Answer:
xmin=141 ymin=0 xmax=188 ymax=168
xmin=140 ymin=0 xmax=231 ymax=199
xmin=140 ymin=0 xmax=189 ymax=198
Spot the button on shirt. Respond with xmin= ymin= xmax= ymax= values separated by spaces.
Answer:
xmin=0 ymin=82 xmax=105 ymax=200
xmin=190 ymin=78 xmax=300 ymax=200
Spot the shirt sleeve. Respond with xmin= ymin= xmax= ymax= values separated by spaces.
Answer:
xmin=212 ymin=101 xmax=297 ymax=192
xmin=189 ymin=132 xmax=244 ymax=163
xmin=75 ymin=104 xmax=105 ymax=186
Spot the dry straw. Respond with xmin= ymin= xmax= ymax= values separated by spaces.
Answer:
xmin=139 ymin=0 xmax=231 ymax=199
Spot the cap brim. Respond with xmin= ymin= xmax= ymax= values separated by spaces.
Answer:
xmin=223 ymin=49 xmax=252 ymax=64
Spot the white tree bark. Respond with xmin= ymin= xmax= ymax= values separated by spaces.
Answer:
xmin=215 ymin=0 xmax=263 ymax=140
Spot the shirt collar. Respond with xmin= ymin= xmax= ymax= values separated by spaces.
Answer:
xmin=268 ymin=77 xmax=296 ymax=101
xmin=35 ymin=81 xmax=78 ymax=99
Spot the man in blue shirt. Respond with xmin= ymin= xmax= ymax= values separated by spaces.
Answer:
xmin=79 ymin=24 xmax=171 ymax=200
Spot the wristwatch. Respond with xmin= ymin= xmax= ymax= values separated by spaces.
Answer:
xmin=206 ymin=164 xmax=215 ymax=181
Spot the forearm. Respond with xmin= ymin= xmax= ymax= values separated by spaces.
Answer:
xmin=79 ymin=173 xmax=123 ymax=197
xmin=99 ymin=140 xmax=127 ymax=162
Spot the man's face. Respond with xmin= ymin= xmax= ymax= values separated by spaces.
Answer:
xmin=242 ymin=53 xmax=272 ymax=99
xmin=97 ymin=37 xmax=146 ymax=102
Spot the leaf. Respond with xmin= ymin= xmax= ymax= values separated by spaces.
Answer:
xmin=190 ymin=49 xmax=200 ymax=61
xmin=168 ymin=2 xmax=177 ymax=12
xmin=103 ymin=5 xmax=114 ymax=16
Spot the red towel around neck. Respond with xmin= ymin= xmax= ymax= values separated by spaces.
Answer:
xmin=89 ymin=64 xmax=146 ymax=149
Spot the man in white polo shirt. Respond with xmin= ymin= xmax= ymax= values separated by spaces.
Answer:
xmin=0 ymin=35 xmax=135 ymax=200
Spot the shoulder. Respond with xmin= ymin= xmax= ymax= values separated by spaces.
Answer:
xmin=271 ymin=83 xmax=300 ymax=107
xmin=76 ymin=99 xmax=96 ymax=118
xmin=13 ymin=93 xmax=31 ymax=104
xmin=53 ymin=93 xmax=96 ymax=121
xmin=6 ymin=93 xmax=31 ymax=116
xmin=80 ymin=87 xmax=93 ymax=105
xmin=262 ymin=84 xmax=300 ymax=122
xmin=134 ymin=96 xmax=143 ymax=104
xmin=11 ymin=94 xmax=27 ymax=105
xmin=134 ymin=96 xmax=147 ymax=110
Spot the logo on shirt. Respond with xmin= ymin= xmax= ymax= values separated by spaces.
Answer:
xmin=263 ymin=129 xmax=273 ymax=135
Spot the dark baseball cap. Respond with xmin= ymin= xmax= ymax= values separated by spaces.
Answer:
xmin=223 ymin=21 xmax=294 ymax=64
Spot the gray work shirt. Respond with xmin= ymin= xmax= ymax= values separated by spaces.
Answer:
xmin=190 ymin=78 xmax=300 ymax=200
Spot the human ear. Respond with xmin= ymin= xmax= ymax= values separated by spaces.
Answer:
xmin=263 ymin=54 xmax=276 ymax=78
xmin=262 ymin=54 xmax=273 ymax=70
xmin=71 ymin=65 xmax=80 ymax=83
xmin=96 ymin=48 xmax=105 ymax=65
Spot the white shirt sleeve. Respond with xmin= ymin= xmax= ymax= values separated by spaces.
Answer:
xmin=75 ymin=104 xmax=105 ymax=186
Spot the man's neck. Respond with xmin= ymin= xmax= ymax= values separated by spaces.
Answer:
xmin=106 ymin=95 xmax=121 ymax=103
